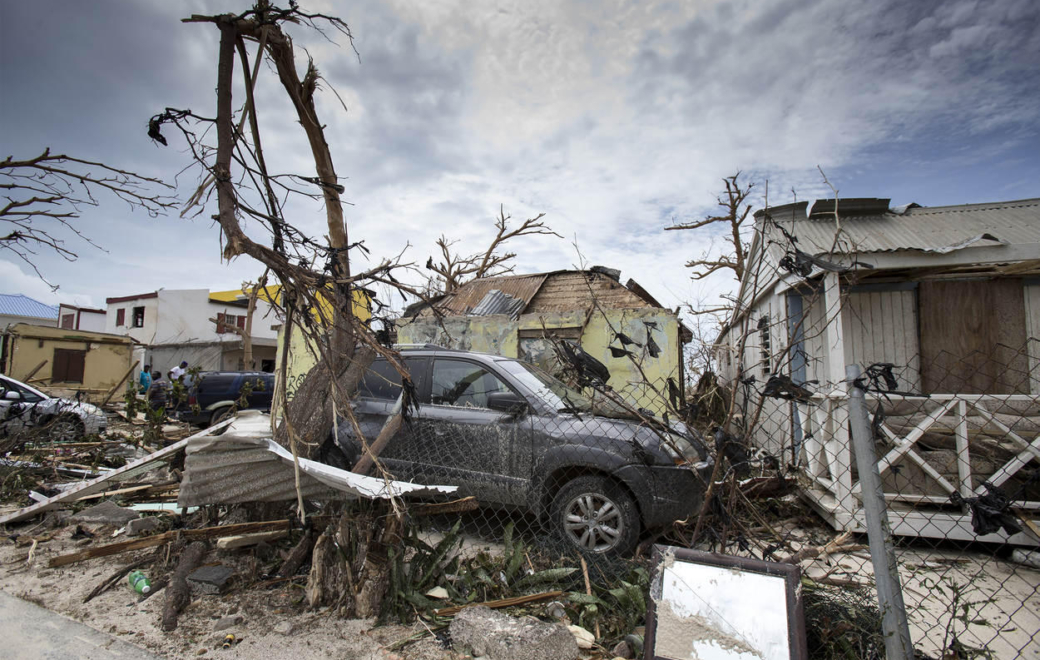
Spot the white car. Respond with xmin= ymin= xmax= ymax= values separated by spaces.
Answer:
xmin=0 ymin=374 xmax=107 ymax=442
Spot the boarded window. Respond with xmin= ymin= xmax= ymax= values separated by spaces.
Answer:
xmin=53 ymin=349 xmax=86 ymax=383
xmin=61 ymin=314 xmax=75 ymax=329
xmin=919 ymin=279 xmax=1028 ymax=394
xmin=115 ymin=308 xmax=125 ymax=326
xmin=132 ymin=306 xmax=145 ymax=328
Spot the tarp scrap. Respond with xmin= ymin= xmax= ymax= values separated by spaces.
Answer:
xmin=177 ymin=410 xmax=456 ymax=507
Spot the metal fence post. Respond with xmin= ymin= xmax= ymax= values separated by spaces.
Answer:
xmin=846 ymin=364 xmax=915 ymax=660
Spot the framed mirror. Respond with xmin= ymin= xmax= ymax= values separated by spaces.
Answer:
xmin=644 ymin=545 xmax=807 ymax=660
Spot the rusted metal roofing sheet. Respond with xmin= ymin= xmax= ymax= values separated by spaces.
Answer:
xmin=431 ymin=273 xmax=549 ymax=315
xmin=770 ymin=198 xmax=1040 ymax=256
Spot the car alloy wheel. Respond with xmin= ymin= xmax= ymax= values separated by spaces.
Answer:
xmin=552 ymin=475 xmax=639 ymax=555
xmin=48 ymin=415 xmax=84 ymax=442
xmin=564 ymin=492 xmax=624 ymax=552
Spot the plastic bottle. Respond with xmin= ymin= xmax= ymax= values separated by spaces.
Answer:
xmin=128 ymin=570 xmax=151 ymax=594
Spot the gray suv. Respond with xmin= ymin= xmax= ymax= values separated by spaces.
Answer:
xmin=324 ymin=347 xmax=712 ymax=555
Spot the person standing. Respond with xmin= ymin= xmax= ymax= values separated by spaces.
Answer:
xmin=147 ymin=371 xmax=169 ymax=409
xmin=169 ymin=361 xmax=188 ymax=382
xmin=138 ymin=365 xmax=152 ymax=394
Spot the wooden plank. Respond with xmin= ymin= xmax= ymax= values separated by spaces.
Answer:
xmin=0 ymin=418 xmax=233 ymax=525
xmin=920 ymin=280 xmax=1028 ymax=394
xmin=48 ymin=519 xmax=300 ymax=567
xmin=434 ymin=590 xmax=564 ymax=618
xmin=23 ymin=359 xmax=49 ymax=382
xmin=102 ymin=360 xmax=139 ymax=407
xmin=215 ymin=530 xmax=288 ymax=550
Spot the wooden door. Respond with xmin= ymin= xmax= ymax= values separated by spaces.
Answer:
xmin=919 ymin=279 xmax=1028 ymax=394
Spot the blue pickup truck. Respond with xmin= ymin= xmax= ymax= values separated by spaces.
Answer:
xmin=176 ymin=371 xmax=274 ymax=427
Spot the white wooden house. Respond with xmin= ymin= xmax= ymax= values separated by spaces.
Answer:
xmin=715 ymin=197 xmax=1040 ymax=544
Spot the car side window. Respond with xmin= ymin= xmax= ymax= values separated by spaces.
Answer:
xmin=2 ymin=380 xmax=43 ymax=403
xmin=431 ymin=360 xmax=512 ymax=409
xmin=359 ymin=358 xmax=426 ymax=401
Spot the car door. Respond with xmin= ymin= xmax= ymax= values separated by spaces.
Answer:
xmin=0 ymin=377 xmax=46 ymax=435
xmin=345 ymin=356 xmax=428 ymax=480
xmin=413 ymin=358 xmax=530 ymax=506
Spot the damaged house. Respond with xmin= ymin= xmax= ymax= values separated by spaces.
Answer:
xmin=397 ymin=268 xmax=691 ymax=411
xmin=716 ymin=197 xmax=1040 ymax=543
xmin=105 ymin=288 xmax=281 ymax=377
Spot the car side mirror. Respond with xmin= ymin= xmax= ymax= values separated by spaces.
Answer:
xmin=4 ymin=390 xmax=21 ymax=401
xmin=487 ymin=391 xmax=528 ymax=415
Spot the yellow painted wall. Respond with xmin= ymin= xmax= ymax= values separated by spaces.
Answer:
xmin=273 ymin=288 xmax=373 ymax=401
xmin=398 ymin=308 xmax=682 ymax=411
xmin=3 ymin=324 xmax=133 ymax=397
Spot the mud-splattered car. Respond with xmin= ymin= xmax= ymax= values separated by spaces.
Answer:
xmin=321 ymin=347 xmax=712 ymax=555
xmin=0 ymin=374 xmax=107 ymax=441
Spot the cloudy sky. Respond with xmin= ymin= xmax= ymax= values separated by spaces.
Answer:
xmin=2 ymin=0 xmax=1038 ymax=314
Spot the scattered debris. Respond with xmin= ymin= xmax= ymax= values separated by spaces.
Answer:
xmin=69 ymin=500 xmax=140 ymax=526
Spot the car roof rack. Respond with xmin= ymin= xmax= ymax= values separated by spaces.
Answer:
xmin=393 ymin=343 xmax=457 ymax=351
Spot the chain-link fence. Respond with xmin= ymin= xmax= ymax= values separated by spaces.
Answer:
xmin=320 ymin=325 xmax=1040 ymax=658
xmin=726 ymin=343 xmax=1040 ymax=659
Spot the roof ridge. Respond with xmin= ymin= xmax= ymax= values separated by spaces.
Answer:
xmin=907 ymin=198 xmax=1040 ymax=215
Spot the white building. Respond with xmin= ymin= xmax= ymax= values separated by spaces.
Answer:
xmin=715 ymin=197 xmax=1040 ymax=544
xmin=58 ymin=303 xmax=107 ymax=332
xmin=104 ymin=288 xmax=281 ymax=376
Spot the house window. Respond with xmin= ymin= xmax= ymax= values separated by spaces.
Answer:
xmin=217 ymin=313 xmax=246 ymax=334
xmin=115 ymin=308 xmax=125 ymax=327
xmin=53 ymin=348 xmax=86 ymax=383
xmin=61 ymin=314 xmax=75 ymax=329
xmin=758 ymin=315 xmax=772 ymax=377
xmin=132 ymin=306 xmax=145 ymax=328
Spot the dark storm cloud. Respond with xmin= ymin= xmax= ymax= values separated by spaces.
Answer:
xmin=319 ymin=1 xmax=475 ymax=190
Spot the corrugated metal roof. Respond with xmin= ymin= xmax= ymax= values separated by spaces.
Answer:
xmin=431 ymin=273 xmax=550 ymax=316
xmin=766 ymin=198 xmax=1040 ymax=256
xmin=0 ymin=293 xmax=59 ymax=320
xmin=467 ymin=289 xmax=527 ymax=318
xmin=178 ymin=411 xmax=457 ymax=507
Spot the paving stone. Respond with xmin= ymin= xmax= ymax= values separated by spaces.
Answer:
xmin=187 ymin=565 xmax=235 ymax=595
xmin=126 ymin=517 xmax=161 ymax=536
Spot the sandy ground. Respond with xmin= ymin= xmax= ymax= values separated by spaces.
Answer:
xmin=0 ymin=517 xmax=458 ymax=660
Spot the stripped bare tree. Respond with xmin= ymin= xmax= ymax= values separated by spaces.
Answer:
xmin=0 ymin=149 xmax=174 ymax=287
xmin=424 ymin=205 xmax=559 ymax=293
xmin=148 ymin=2 xmax=435 ymax=616
xmin=665 ymin=172 xmax=753 ymax=281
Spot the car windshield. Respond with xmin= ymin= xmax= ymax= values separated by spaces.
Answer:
xmin=495 ymin=360 xmax=594 ymax=412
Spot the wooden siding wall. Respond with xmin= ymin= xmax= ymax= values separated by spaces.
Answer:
xmin=842 ymin=289 xmax=921 ymax=392
xmin=1025 ymin=283 xmax=1040 ymax=395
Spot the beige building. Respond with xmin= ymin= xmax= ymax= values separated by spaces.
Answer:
xmin=0 ymin=323 xmax=135 ymax=400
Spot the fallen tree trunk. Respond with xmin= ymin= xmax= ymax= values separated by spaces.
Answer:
xmin=162 ymin=541 xmax=206 ymax=631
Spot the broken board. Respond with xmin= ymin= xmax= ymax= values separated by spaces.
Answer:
xmin=0 ymin=419 xmax=233 ymax=525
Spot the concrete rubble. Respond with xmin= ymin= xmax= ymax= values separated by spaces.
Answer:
xmin=449 ymin=605 xmax=579 ymax=660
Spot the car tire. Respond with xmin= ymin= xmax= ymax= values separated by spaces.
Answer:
xmin=551 ymin=475 xmax=640 ymax=556
xmin=209 ymin=406 xmax=234 ymax=435
xmin=48 ymin=414 xmax=85 ymax=442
